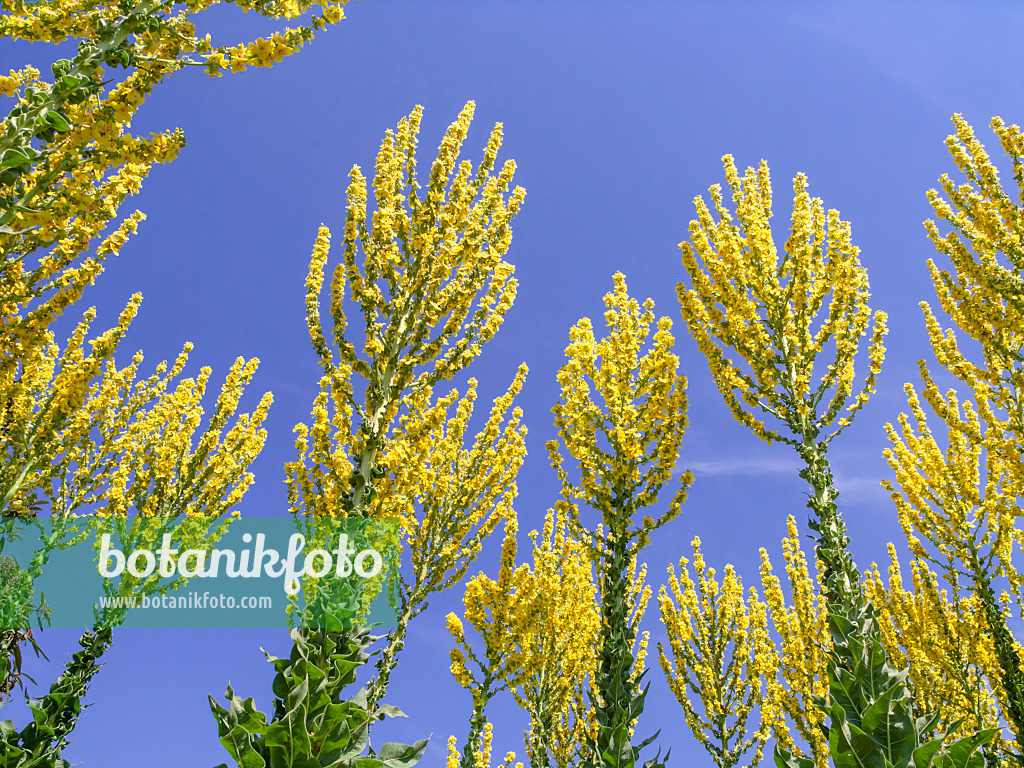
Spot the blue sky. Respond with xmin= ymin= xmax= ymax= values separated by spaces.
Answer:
xmin=5 ymin=1 xmax=1024 ymax=765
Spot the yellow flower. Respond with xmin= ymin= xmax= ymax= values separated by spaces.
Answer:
xmin=677 ymin=156 xmax=887 ymax=445
xmin=549 ymin=273 xmax=693 ymax=545
xmin=448 ymin=507 xmax=599 ymax=768
xmin=659 ymin=536 xmax=780 ymax=768
xmin=758 ymin=517 xmax=830 ymax=768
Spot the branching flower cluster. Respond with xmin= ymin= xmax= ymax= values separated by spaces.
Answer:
xmin=6 ymin=7 xmax=1024 ymax=768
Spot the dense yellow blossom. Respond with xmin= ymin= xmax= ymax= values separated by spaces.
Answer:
xmin=287 ymin=102 xmax=525 ymax=520
xmin=883 ymin=376 xmax=1024 ymax=597
xmin=1 ymin=0 xmax=333 ymax=540
xmin=877 ymin=113 xmax=1024 ymax=760
xmin=548 ymin=272 xmax=692 ymax=551
xmin=545 ymin=273 xmax=690 ymax=766
xmin=286 ymin=104 xmax=527 ymax=604
xmin=1 ymin=295 xmax=270 ymax=519
xmin=449 ymin=507 xmax=600 ymax=768
xmin=659 ymin=536 xmax=779 ymax=768
xmin=284 ymin=103 xmax=527 ymax=717
xmin=863 ymin=546 xmax=1012 ymax=757
xmin=383 ymin=365 xmax=527 ymax=584
xmin=923 ymin=115 xmax=1024 ymax=409
xmin=758 ymin=517 xmax=830 ymax=768
xmin=445 ymin=729 xmax=522 ymax=768
xmin=677 ymin=156 xmax=887 ymax=445
xmin=2 ymin=72 xmax=183 ymax=385
xmin=2 ymin=0 xmax=350 ymax=302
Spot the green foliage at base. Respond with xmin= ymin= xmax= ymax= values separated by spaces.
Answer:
xmin=775 ymin=597 xmax=997 ymax=768
xmin=0 ymin=627 xmax=111 ymax=768
xmin=210 ymin=627 xmax=427 ymax=768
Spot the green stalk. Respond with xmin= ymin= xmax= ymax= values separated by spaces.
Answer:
xmin=364 ymin=568 xmax=423 ymax=717
xmin=771 ymin=341 xmax=998 ymax=768
xmin=458 ymin=667 xmax=498 ymax=768
xmin=0 ymin=627 xmax=112 ymax=768
xmin=525 ymin=679 xmax=556 ymax=768
xmin=582 ymin=482 xmax=664 ymax=768
xmin=776 ymin=431 xmax=998 ymax=768
xmin=966 ymin=549 xmax=1024 ymax=764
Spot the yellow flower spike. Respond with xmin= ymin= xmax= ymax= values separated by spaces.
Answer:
xmin=678 ymin=156 xmax=887 ymax=447
xmin=550 ymin=273 xmax=692 ymax=549
xmin=873 ymin=114 xmax=1024 ymax=763
xmin=659 ymin=536 xmax=780 ymax=768
xmin=545 ymin=273 xmax=691 ymax=764
xmin=923 ymin=115 xmax=1024 ymax=397
xmin=1 ymin=302 xmax=270 ymax=522
xmin=449 ymin=506 xmax=599 ymax=768
xmin=294 ymin=103 xmax=524 ymax=485
xmin=883 ymin=372 xmax=1024 ymax=601
xmin=285 ymin=105 xmax=526 ymax=733
xmin=446 ymin=736 xmax=461 ymax=768
xmin=756 ymin=519 xmax=830 ymax=768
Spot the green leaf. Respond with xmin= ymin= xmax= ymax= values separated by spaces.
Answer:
xmin=208 ymin=686 xmax=269 ymax=768
xmin=861 ymin=689 xmax=915 ymax=768
xmin=775 ymin=749 xmax=817 ymax=768
xmin=936 ymin=731 xmax=999 ymax=768
xmin=373 ymin=738 xmax=428 ymax=768
xmin=912 ymin=738 xmax=948 ymax=768
xmin=0 ymin=150 xmax=34 ymax=171
xmin=915 ymin=712 xmax=943 ymax=741
xmin=372 ymin=702 xmax=408 ymax=720
xmin=44 ymin=111 xmax=71 ymax=132
xmin=829 ymin=704 xmax=884 ymax=768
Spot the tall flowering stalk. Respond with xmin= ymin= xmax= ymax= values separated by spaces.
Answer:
xmin=447 ymin=507 xmax=601 ymax=768
xmin=677 ymin=155 xmax=995 ymax=768
xmin=868 ymin=114 xmax=1024 ymax=767
xmin=211 ymin=103 xmax=528 ymax=767
xmin=0 ymin=0 xmax=349 ymax=717
xmin=658 ymin=536 xmax=779 ymax=768
xmin=547 ymin=273 xmax=692 ymax=768
xmin=757 ymin=517 xmax=831 ymax=768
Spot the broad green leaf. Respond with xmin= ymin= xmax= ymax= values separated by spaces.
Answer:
xmin=938 ymin=731 xmax=999 ymax=768
xmin=375 ymin=738 xmax=429 ymax=767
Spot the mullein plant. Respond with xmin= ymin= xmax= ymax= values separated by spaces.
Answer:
xmin=0 ymin=304 xmax=274 ymax=766
xmin=209 ymin=102 xmax=528 ymax=768
xmin=448 ymin=275 xmax=692 ymax=768
xmin=1 ymin=0 xmax=352 ymax=386
xmin=0 ymin=0 xmax=350 ymax=235
xmin=0 ymin=0 xmax=352 ymax=762
xmin=0 ymin=270 xmax=274 ymax=768
xmin=657 ymin=535 xmax=779 ymax=768
xmin=756 ymin=516 xmax=831 ymax=768
xmin=1 ymin=0 xmax=351 ymax=524
xmin=446 ymin=506 xmax=601 ymax=768
xmin=658 ymin=516 xmax=841 ymax=768
xmin=676 ymin=156 xmax=997 ymax=768
xmin=546 ymin=273 xmax=693 ymax=768
xmin=861 ymin=114 xmax=1024 ymax=768
xmin=0 ymin=0 xmax=353 ymax=537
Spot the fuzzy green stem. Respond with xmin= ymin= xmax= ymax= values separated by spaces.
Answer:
xmin=365 ymin=589 xmax=418 ymax=716
xmin=459 ymin=669 xmax=497 ymax=768
xmin=969 ymin=557 xmax=1024 ymax=763
xmin=0 ymin=627 xmax=112 ymax=767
